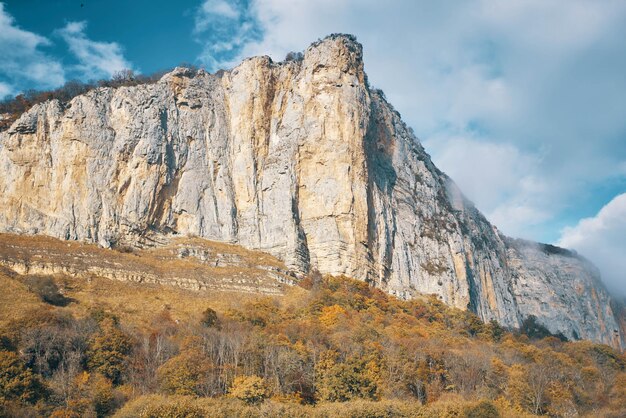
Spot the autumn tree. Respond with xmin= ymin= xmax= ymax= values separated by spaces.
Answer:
xmin=157 ymin=349 xmax=211 ymax=396
xmin=20 ymin=316 xmax=95 ymax=378
xmin=86 ymin=318 xmax=133 ymax=384
xmin=229 ymin=375 xmax=269 ymax=404
xmin=201 ymin=307 xmax=220 ymax=328
xmin=526 ymin=352 xmax=567 ymax=415
xmin=315 ymin=351 xmax=381 ymax=402
xmin=0 ymin=350 xmax=45 ymax=404
xmin=506 ymin=363 xmax=531 ymax=411
xmin=445 ymin=349 xmax=491 ymax=396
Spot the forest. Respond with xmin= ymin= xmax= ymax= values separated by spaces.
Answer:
xmin=0 ymin=269 xmax=624 ymax=417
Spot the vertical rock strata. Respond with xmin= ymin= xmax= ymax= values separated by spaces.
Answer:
xmin=0 ymin=35 xmax=622 ymax=348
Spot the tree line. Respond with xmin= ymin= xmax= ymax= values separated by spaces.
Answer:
xmin=0 ymin=273 xmax=624 ymax=417
xmin=0 ymin=67 xmax=203 ymax=132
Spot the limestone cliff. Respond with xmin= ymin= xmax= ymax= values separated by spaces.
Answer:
xmin=0 ymin=34 xmax=622 ymax=349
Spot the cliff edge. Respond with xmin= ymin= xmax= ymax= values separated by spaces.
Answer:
xmin=0 ymin=34 xmax=622 ymax=348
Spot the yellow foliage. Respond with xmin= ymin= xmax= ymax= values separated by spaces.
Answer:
xmin=610 ymin=372 xmax=626 ymax=403
xmin=506 ymin=364 xmax=531 ymax=411
xmin=49 ymin=409 xmax=81 ymax=418
xmin=157 ymin=350 xmax=211 ymax=396
xmin=546 ymin=381 xmax=577 ymax=417
xmin=228 ymin=375 xmax=269 ymax=404
xmin=319 ymin=304 xmax=348 ymax=327
xmin=0 ymin=264 xmax=623 ymax=416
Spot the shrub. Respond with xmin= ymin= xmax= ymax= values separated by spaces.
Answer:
xmin=0 ymin=335 xmax=15 ymax=352
xmin=316 ymin=399 xmax=423 ymax=417
xmin=200 ymin=307 xmax=219 ymax=328
xmin=520 ymin=315 xmax=568 ymax=342
xmin=87 ymin=319 xmax=133 ymax=384
xmin=284 ymin=51 xmax=304 ymax=62
xmin=463 ymin=400 xmax=500 ymax=418
xmin=0 ymin=68 xmax=167 ymax=132
xmin=0 ymin=350 xmax=45 ymax=403
xmin=157 ymin=350 xmax=210 ymax=396
xmin=229 ymin=375 xmax=269 ymax=405
xmin=114 ymin=245 xmax=135 ymax=254
xmin=139 ymin=401 xmax=205 ymax=418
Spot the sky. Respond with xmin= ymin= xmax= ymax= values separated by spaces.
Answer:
xmin=1 ymin=0 xmax=624 ymax=296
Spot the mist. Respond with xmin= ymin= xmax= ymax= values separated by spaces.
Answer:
xmin=558 ymin=193 xmax=626 ymax=298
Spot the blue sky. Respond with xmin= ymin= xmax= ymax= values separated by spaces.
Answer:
xmin=1 ymin=0 xmax=625 ymax=295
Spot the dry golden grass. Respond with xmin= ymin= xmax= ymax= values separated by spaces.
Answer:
xmin=0 ymin=233 xmax=307 ymax=331
xmin=0 ymin=266 xmax=291 ymax=332
xmin=0 ymin=269 xmax=46 ymax=331
xmin=0 ymin=232 xmax=295 ymax=300
xmin=62 ymin=275 xmax=258 ymax=327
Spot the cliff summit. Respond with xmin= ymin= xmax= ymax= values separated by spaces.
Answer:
xmin=0 ymin=34 xmax=622 ymax=348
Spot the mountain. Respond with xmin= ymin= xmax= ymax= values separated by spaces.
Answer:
xmin=0 ymin=34 xmax=622 ymax=349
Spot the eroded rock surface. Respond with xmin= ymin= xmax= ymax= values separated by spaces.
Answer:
xmin=0 ymin=34 xmax=622 ymax=348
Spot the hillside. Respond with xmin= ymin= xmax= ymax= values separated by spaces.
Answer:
xmin=0 ymin=256 xmax=624 ymax=417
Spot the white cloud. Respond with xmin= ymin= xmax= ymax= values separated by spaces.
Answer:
xmin=57 ymin=21 xmax=133 ymax=80
xmin=422 ymin=135 xmax=554 ymax=239
xmin=558 ymin=193 xmax=626 ymax=297
xmin=0 ymin=6 xmax=135 ymax=93
xmin=195 ymin=0 xmax=241 ymax=31
xmin=214 ymin=0 xmax=626 ymax=243
xmin=193 ymin=0 xmax=260 ymax=70
xmin=477 ymin=0 xmax=626 ymax=53
xmin=0 ymin=3 xmax=65 ymax=93
xmin=0 ymin=81 xmax=11 ymax=98
xmin=423 ymin=136 xmax=539 ymax=211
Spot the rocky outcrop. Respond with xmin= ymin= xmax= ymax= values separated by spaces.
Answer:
xmin=0 ymin=34 xmax=622 ymax=348
xmin=0 ymin=233 xmax=294 ymax=295
xmin=505 ymin=239 xmax=623 ymax=348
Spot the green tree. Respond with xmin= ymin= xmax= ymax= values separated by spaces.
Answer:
xmin=200 ymin=307 xmax=219 ymax=328
xmin=0 ymin=350 xmax=45 ymax=403
xmin=86 ymin=318 xmax=133 ymax=385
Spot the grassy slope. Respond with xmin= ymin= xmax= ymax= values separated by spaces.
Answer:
xmin=0 ymin=267 xmax=305 ymax=335
xmin=0 ymin=236 xmax=624 ymax=418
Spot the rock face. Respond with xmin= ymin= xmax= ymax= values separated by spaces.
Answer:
xmin=0 ymin=34 xmax=622 ymax=349
xmin=505 ymin=239 xmax=622 ymax=347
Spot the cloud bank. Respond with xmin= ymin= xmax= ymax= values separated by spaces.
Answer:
xmin=0 ymin=3 xmax=64 ymax=95
xmin=57 ymin=21 xmax=133 ymax=80
xmin=194 ymin=0 xmax=261 ymax=70
xmin=0 ymin=4 xmax=134 ymax=96
xmin=558 ymin=194 xmax=626 ymax=297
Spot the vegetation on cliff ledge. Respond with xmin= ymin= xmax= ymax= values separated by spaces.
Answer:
xmin=0 ymin=269 xmax=624 ymax=417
